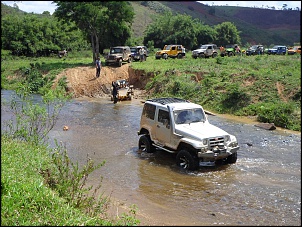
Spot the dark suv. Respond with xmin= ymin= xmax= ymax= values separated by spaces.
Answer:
xmin=246 ymin=45 xmax=264 ymax=56
xmin=130 ymin=46 xmax=149 ymax=61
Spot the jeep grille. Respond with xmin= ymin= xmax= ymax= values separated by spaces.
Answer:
xmin=209 ymin=137 xmax=224 ymax=148
xmin=108 ymin=56 xmax=116 ymax=60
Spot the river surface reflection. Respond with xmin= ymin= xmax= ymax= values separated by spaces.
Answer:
xmin=1 ymin=90 xmax=301 ymax=226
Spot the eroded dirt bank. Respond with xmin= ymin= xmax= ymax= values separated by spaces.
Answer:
xmin=53 ymin=64 xmax=152 ymax=99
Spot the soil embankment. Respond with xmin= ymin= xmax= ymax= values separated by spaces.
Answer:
xmin=53 ymin=64 xmax=151 ymax=99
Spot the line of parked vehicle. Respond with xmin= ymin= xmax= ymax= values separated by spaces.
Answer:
xmin=104 ymin=43 xmax=300 ymax=67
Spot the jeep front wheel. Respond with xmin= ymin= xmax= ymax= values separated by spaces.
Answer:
xmin=199 ymin=53 xmax=205 ymax=58
xmin=226 ymin=152 xmax=237 ymax=164
xmin=118 ymin=59 xmax=122 ymax=67
xmin=176 ymin=150 xmax=199 ymax=170
xmin=162 ymin=53 xmax=168 ymax=59
xmin=138 ymin=135 xmax=155 ymax=153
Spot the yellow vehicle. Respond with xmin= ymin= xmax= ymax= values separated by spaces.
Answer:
xmin=155 ymin=44 xmax=186 ymax=59
xmin=288 ymin=46 xmax=301 ymax=55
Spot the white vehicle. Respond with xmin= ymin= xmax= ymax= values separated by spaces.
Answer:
xmin=192 ymin=44 xmax=218 ymax=58
xmin=137 ymin=98 xmax=239 ymax=170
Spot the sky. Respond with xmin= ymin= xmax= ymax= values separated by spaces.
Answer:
xmin=1 ymin=1 xmax=301 ymax=14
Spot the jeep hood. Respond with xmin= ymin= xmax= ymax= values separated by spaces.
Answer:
xmin=175 ymin=122 xmax=229 ymax=140
xmin=193 ymin=48 xmax=206 ymax=52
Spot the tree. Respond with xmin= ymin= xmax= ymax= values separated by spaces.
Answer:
xmin=214 ymin=22 xmax=241 ymax=46
xmin=53 ymin=1 xmax=134 ymax=62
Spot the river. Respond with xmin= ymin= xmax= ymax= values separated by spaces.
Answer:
xmin=1 ymin=89 xmax=301 ymax=226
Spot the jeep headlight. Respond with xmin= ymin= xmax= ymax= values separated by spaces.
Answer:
xmin=224 ymin=135 xmax=230 ymax=142
xmin=202 ymin=138 xmax=208 ymax=145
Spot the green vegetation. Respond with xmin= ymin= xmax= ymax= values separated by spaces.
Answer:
xmin=131 ymin=52 xmax=301 ymax=131
xmin=1 ymin=83 xmax=140 ymax=225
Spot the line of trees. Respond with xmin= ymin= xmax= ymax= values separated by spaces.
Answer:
xmin=1 ymin=2 xmax=241 ymax=61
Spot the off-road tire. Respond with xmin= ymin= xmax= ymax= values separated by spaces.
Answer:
xmin=177 ymin=53 xmax=183 ymax=59
xmin=176 ymin=149 xmax=199 ymax=170
xmin=228 ymin=52 xmax=234 ymax=57
xmin=138 ymin=135 xmax=155 ymax=153
xmin=162 ymin=53 xmax=168 ymax=59
xmin=199 ymin=53 xmax=205 ymax=58
xmin=118 ymin=59 xmax=122 ymax=67
xmin=212 ymin=52 xmax=218 ymax=58
xmin=226 ymin=152 xmax=237 ymax=164
xmin=128 ymin=57 xmax=132 ymax=63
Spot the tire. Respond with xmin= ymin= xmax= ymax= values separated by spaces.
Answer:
xmin=193 ymin=56 xmax=197 ymax=59
xmin=212 ymin=52 xmax=218 ymax=58
xmin=176 ymin=149 xmax=199 ymax=170
xmin=118 ymin=59 xmax=122 ymax=67
xmin=138 ymin=135 xmax=155 ymax=153
xmin=199 ymin=53 xmax=205 ymax=58
xmin=226 ymin=152 xmax=237 ymax=164
xmin=128 ymin=56 xmax=132 ymax=63
xmin=228 ymin=52 xmax=234 ymax=57
xmin=162 ymin=53 xmax=168 ymax=59
xmin=177 ymin=53 xmax=182 ymax=59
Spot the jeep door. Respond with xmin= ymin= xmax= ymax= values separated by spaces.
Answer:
xmin=206 ymin=46 xmax=213 ymax=56
xmin=155 ymin=108 xmax=171 ymax=145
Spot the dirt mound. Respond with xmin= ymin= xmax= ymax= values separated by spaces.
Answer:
xmin=53 ymin=64 xmax=149 ymax=99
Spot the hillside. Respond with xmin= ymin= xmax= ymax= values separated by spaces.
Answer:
xmin=133 ymin=1 xmax=300 ymax=46
xmin=1 ymin=1 xmax=300 ymax=47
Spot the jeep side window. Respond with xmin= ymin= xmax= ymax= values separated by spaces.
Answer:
xmin=142 ymin=103 xmax=156 ymax=120
xmin=158 ymin=109 xmax=170 ymax=127
xmin=172 ymin=46 xmax=176 ymax=50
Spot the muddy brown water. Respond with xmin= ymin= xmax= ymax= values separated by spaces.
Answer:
xmin=1 ymin=90 xmax=301 ymax=226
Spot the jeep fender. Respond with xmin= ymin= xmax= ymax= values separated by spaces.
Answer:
xmin=177 ymin=137 xmax=202 ymax=150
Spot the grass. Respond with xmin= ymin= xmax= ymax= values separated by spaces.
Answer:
xmin=1 ymin=135 xmax=140 ymax=226
xmin=2 ymin=49 xmax=301 ymax=131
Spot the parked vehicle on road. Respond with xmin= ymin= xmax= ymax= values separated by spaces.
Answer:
xmin=288 ymin=46 xmax=301 ymax=55
xmin=105 ymin=46 xmax=132 ymax=67
xmin=130 ymin=46 xmax=149 ymax=61
xmin=246 ymin=45 xmax=264 ymax=56
xmin=155 ymin=44 xmax=186 ymax=59
xmin=220 ymin=44 xmax=241 ymax=57
xmin=267 ymin=45 xmax=287 ymax=55
xmin=192 ymin=44 xmax=218 ymax=58
xmin=137 ymin=97 xmax=240 ymax=170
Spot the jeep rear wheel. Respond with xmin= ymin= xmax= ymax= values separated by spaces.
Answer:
xmin=226 ymin=152 xmax=237 ymax=164
xmin=138 ymin=135 xmax=155 ymax=153
xmin=212 ymin=52 xmax=218 ymax=58
xmin=176 ymin=150 xmax=199 ymax=170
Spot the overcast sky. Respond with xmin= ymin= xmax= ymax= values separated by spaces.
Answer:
xmin=1 ymin=1 xmax=301 ymax=14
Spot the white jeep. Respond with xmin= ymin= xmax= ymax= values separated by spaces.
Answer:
xmin=137 ymin=98 xmax=239 ymax=170
xmin=192 ymin=44 xmax=218 ymax=58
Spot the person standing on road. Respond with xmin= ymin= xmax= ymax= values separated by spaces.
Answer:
xmin=95 ymin=56 xmax=101 ymax=78
xmin=112 ymin=81 xmax=119 ymax=104
xmin=139 ymin=48 xmax=145 ymax=62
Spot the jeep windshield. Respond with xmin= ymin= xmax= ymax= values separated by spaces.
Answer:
xmin=225 ymin=44 xmax=234 ymax=48
xmin=110 ymin=48 xmax=123 ymax=54
xmin=130 ymin=47 xmax=138 ymax=53
xmin=174 ymin=108 xmax=206 ymax=124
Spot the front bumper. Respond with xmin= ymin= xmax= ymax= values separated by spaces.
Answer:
xmin=197 ymin=146 xmax=239 ymax=160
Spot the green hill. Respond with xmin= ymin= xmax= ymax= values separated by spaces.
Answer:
xmin=132 ymin=1 xmax=300 ymax=46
